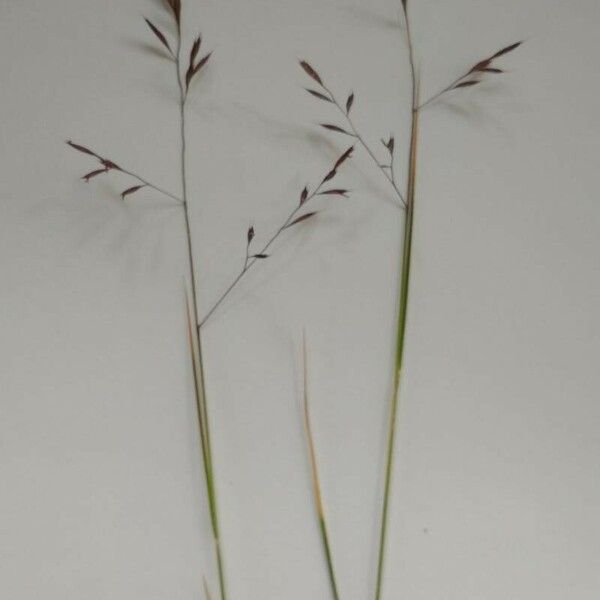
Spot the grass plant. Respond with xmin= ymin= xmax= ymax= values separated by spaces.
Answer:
xmin=300 ymin=2 xmax=523 ymax=597
xmin=67 ymin=1 xmax=354 ymax=598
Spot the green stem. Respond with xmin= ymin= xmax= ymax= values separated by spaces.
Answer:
xmin=302 ymin=335 xmax=341 ymax=600
xmin=319 ymin=516 xmax=340 ymax=600
xmin=175 ymin=20 xmax=227 ymax=600
xmin=374 ymin=4 xmax=419 ymax=599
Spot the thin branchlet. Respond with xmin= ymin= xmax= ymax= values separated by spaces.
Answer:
xmin=67 ymin=140 xmax=182 ymax=204
xmin=199 ymin=147 xmax=354 ymax=327
xmin=419 ymin=40 xmax=523 ymax=110
xmin=300 ymin=63 xmax=406 ymax=209
xmin=69 ymin=22 xmax=350 ymax=334
xmin=66 ymin=132 xmax=350 ymax=328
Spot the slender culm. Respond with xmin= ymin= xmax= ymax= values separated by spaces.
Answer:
xmin=67 ymin=5 xmax=357 ymax=598
xmin=302 ymin=334 xmax=341 ymax=600
xmin=172 ymin=8 xmax=228 ymax=600
xmin=300 ymin=1 xmax=523 ymax=597
xmin=373 ymin=5 xmax=418 ymax=598
xmin=68 ymin=1 xmax=226 ymax=597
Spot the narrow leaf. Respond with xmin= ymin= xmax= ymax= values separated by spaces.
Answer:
xmin=299 ymin=60 xmax=323 ymax=86
xmin=252 ymin=254 xmax=269 ymax=259
xmin=346 ymin=92 xmax=354 ymax=114
xmin=121 ymin=185 xmax=144 ymax=199
xmin=144 ymin=18 xmax=172 ymax=54
xmin=286 ymin=212 xmax=317 ymax=228
xmin=491 ymin=41 xmax=523 ymax=59
xmin=482 ymin=67 xmax=503 ymax=73
xmin=320 ymin=123 xmax=352 ymax=135
xmin=306 ymin=89 xmax=332 ymax=102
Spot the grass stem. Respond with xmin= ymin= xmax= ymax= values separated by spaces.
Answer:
xmin=321 ymin=85 xmax=406 ymax=209
xmin=373 ymin=3 xmax=419 ymax=598
xmin=175 ymin=18 xmax=228 ymax=600
xmin=302 ymin=334 xmax=341 ymax=600
xmin=300 ymin=7 xmax=523 ymax=599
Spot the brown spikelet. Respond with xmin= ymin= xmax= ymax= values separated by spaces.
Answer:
xmin=470 ymin=58 xmax=492 ymax=73
xmin=121 ymin=185 xmax=145 ymax=199
xmin=334 ymin=146 xmax=354 ymax=170
xmin=286 ymin=212 xmax=318 ymax=228
xmin=190 ymin=36 xmax=202 ymax=67
xmin=82 ymin=168 xmax=108 ymax=182
xmin=322 ymin=169 xmax=337 ymax=183
xmin=491 ymin=41 xmax=523 ymax=59
xmin=100 ymin=159 xmax=121 ymax=171
xmin=346 ymin=92 xmax=354 ymax=114
xmin=319 ymin=189 xmax=349 ymax=197
xmin=165 ymin=0 xmax=181 ymax=24
xmin=300 ymin=60 xmax=323 ymax=86
xmin=186 ymin=52 xmax=212 ymax=89
xmin=320 ymin=124 xmax=352 ymax=135
xmin=66 ymin=140 xmax=99 ymax=158
xmin=454 ymin=80 xmax=480 ymax=89
xmin=306 ymin=89 xmax=332 ymax=102
xmin=300 ymin=187 xmax=309 ymax=205
xmin=144 ymin=18 xmax=172 ymax=55
xmin=247 ymin=226 xmax=255 ymax=244
xmin=382 ymin=136 xmax=395 ymax=155
xmin=195 ymin=52 xmax=212 ymax=73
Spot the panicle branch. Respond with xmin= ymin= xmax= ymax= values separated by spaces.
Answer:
xmin=199 ymin=145 xmax=355 ymax=328
xmin=418 ymin=40 xmax=523 ymax=109
xmin=300 ymin=61 xmax=406 ymax=208
xmin=66 ymin=140 xmax=182 ymax=204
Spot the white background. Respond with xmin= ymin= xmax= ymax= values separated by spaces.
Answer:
xmin=1 ymin=0 xmax=599 ymax=598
